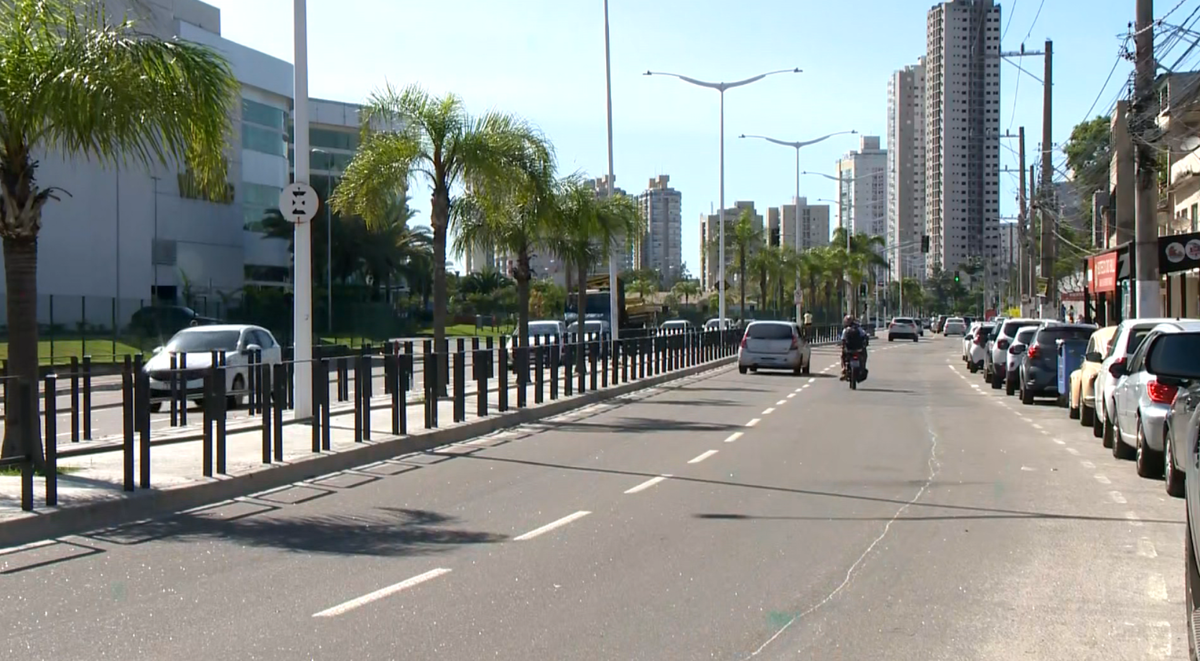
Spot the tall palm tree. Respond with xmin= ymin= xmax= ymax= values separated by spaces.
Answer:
xmin=729 ymin=209 xmax=762 ymax=320
xmin=332 ymin=83 xmax=544 ymax=368
xmin=545 ymin=176 xmax=643 ymax=382
xmin=0 ymin=0 xmax=237 ymax=461
xmin=452 ymin=131 xmax=555 ymax=347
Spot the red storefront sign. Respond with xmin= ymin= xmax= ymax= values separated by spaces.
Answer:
xmin=1091 ymin=252 xmax=1118 ymax=293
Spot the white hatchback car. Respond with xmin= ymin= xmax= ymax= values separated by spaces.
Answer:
xmin=143 ymin=324 xmax=283 ymax=411
xmin=737 ymin=320 xmax=810 ymax=376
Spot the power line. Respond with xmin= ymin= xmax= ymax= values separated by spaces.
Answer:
xmin=1002 ymin=0 xmax=1018 ymax=42
xmin=1022 ymin=0 xmax=1047 ymax=44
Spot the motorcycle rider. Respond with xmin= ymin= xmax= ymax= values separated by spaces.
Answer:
xmin=839 ymin=314 xmax=869 ymax=380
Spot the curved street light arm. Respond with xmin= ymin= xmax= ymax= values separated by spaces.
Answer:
xmin=645 ymin=68 xmax=801 ymax=91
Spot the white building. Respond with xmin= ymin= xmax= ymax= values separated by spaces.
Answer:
xmin=636 ymin=175 xmax=683 ymax=283
xmin=924 ymin=0 xmax=1002 ymax=277
xmin=836 ymin=136 xmax=888 ymax=239
xmin=887 ymin=59 xmax=926 ymax=282
xmin=778 ymin=198 xmax=831 ymax=252
xmin=700 ymin=201 xmax=762 ymax=291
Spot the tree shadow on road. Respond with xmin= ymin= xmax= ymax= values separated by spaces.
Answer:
xmin=531 ymin=416 xmax=744 ymax=434
xmin=84 ymin=506 xmax=506 ymax=557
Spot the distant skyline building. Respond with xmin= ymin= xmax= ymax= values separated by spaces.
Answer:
xmin=589 ymin=175 xmax=632 ymax=274
xmin=887 ymin=59 xmax=927 ymax=283
xmin=836 ymin=136 xmax=888 ymax=239
xmin=636 ymin=175 xmax=683 ymax=283
xmin=777 ymin=198 xmax=831 ymax=252
xmin=924 ymin=0 xmax=1002 ymax=277
xmin=700 ymin=201 xmax=762 ymax=291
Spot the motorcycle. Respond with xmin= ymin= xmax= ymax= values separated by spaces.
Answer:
xmin=843 ymin=350 xmax=868 ymax=390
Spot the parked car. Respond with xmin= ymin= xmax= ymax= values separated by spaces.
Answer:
xmin=961 ymin=322 xmax=982 ymax=361
xmin=1018 ymin=323 xmax=1096 ymax=405
xmin=985 ymin=318 xmax=1040 ymax=389
xmin=1094 ymin=318 xmax=1179 ymax=448
xmin=943 ymin=316 xmax=966 ymax=336
xmin=1142 ymin=330 xmax=1200 ymax=499
xmin=661 ymin=319 xmax=693 ymax=332
xmin=142 ymin=324 xmax=282 ymax=411
xmin=1108 ymin=320 xmax=1200 ymax=471
xmin=966 ymin=323 xmax=995 ymax=372
xmin=1005 ymin=326 xmax=1039 ymax=396
xmin=1068 ymin=325 xmax=1117 ymax=425
xmin=509 ymin=320 xmax=566 ymax=370
xmin=888 ymin=317 xmax=920 ymax=342
xmin=737 ymin=320 xmax=810 ymax=376
xmin=704 ymin=318 xmax=734 ymax=331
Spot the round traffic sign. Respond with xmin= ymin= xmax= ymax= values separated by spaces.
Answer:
xmin=279 ymin=183 xmax=320 ymax=223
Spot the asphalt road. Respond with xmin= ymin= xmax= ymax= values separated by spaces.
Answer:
xmin=0 ymin=337 xmax=1185 ymax=660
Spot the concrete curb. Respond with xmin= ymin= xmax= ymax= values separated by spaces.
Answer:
xmin=0 ymin=356 xmax=737 ymax=549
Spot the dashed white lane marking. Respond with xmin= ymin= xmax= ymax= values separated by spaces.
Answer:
xmin=794 ymin=387 xmax=804 ymax=393
xmin=1066 ymin=447 xmax=1081 ymax=456
xmin=1096 ymin=475 xmax=1113 ymax=484
xmin=514 ymin=511 xmax=592 ymax=541
xmin=1138 ymin=538 xmax=1159 ymax=558
xmin=624 ymin=475 xmax=671 ymax=494
xmin=1081 ymin=460 xmax=1096 ymax=469
xmin=802 ymin=384 xmax=811 ymax=390
xmin=313 ymin=568 xmax=452 ymax=617
xmin=762 ymin=407 xmax=776 ymax=415
xmin=1031 ymin=423 xmax=1044 ymax=430
xmin=746 ymin=418 xmax=761 ymax=427
xmin=776 ymin=399 xmax=787 ymax=406
xmin=1147 ymin=621 xmax=1172 ymax=659
xmin=1148 ymin=574 xmax=1169 ymax=601
xmin=688 ymin=449 xmax=719 ymax=464
xmin=723 ymin=432 xmax=743 ymax=444
xmin=808 ymin=378 xmax=816 ymax=384
xmin=1109 ymin=491 xmax=1127 ymax=504
xmin=1021 ymin=466 xmax=1037 ymax=471
xmin=1125 ymin=511 xmax=1144 ymax=527
xmin=786 ymin=393 xmax=796 ymax=399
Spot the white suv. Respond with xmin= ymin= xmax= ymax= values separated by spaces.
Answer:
xmin=888 ymin=317 xmax=920 ymax=342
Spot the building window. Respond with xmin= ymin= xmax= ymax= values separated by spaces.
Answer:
xmin=243 ymin=124 xmax=286 ymax=157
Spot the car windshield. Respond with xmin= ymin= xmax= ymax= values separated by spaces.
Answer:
xmin=894 ymin=318 xmax=914 ymax=325
xmin=166 ymin=329 xmax=240 ymax=353
xmin=1014 ymin=328 xmax=1037 ymax=344
xmin=1151 ymin=332 xmax=1200 ymax=375
xmin=1001 ymin=320 xmax=1038 ymax=337
xmin=746 ymin=323 xmax=793 ymax=340
xmin=1126 ymin=327 xmax=1154 ymax=354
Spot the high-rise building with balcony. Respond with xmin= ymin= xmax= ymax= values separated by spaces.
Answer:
xmin=924 ymin=0 xmax=1002 ymax=277
xmin=777 ymin=198 xmax=831 ymax=252
xmin=636 ymin=175 xmax=683 ymax=283
xmin=836 ymin=136 xmax=888 ymax=239
xmin=700 ymin=201 xmax=762 ymax=291
xmin=887 ymin=59 xmax=927 ymax=282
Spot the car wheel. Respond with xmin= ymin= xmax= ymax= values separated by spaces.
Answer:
xmin=1102 ymin=406 xmax=1115 ymax=448
xmin=1113 ymin=413 xmax=1135 ymax=459
xmin=227 ymin=375 xmax=246 ymax=410
xmin=1136 ymin=416 xmax=1164 ymax=478
xmin=1165 ymin=425 xmax=1186 ymax=498
xmin=1093 ymin=405 xmax=1105 ymax=439
xmin=802 ymin=362 xmax=810 ymax=375
xmin=1080 ymin=403 xmax=1094 ymax=427
xmin=991 ymin=373 xmax=1003 ymax=390
xmin=913 ymin=337 xmax=918 ymax=343
xmin=1069 ymin=402 xmax=1080 ymax=419
xmin=969 ymin=361 xmax=979 ymax=373
xmin=1020 ymin=379 xmax=1034 ymax=405
xmin=1006 ymin=374 xmax=1016 ymax=396
xmin=888 ymin=337 xmax=894 ymax=342
xmin=738 ymin=366 xmax=747 ymax=374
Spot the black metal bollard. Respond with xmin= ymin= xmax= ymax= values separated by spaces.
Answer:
xmin=564 ymin=339 xmax=574 ymax=397
xmin=178 ymin=352 xmax=188 ymax=426
xmin=69 ymin=356 xmax=80 ymax=442
xmin=362 ymin=354 xmax=373 ymax=441
xmin=82 ymin=355 xmax=92 ymax=440
xmin=602 ymin=338 xmax=609 ymax=388
xmin=168 ymin=353 xmax=178 ymax=427
xmin=215 ymin=362 xmax=227 ymax=475
xmin=135 ymin=355 xmax=150 ymax=489
xmin=549 ymin=343 xmax=559 ymax=400
xmin=322 ymin=358 xmax=332 ymax=451
xmin=622 ymin=340 xmax=630 ymax=382
xmin=121 ymin=356 xmax=134 ymax=491
xmin=424 ymin=350 xmax=438 ymax=429
xmin=44 ymin=374 xmax=57 ymax=506
xmin=515 ymin=344 xmax=528 ymax=409
xmin=453 ymin=349 xmax=466 ymax=423
xmin=202 ymin=371 xmax=214 ymax=477
xmin=286 ymin=346 xmax=295 ymax=410
xmin=498 ymin=346 xmax=509 ymax=411
xmin=474 ymin=348 xmax=489 ymax=417
xmin=535 ymin=344 xmax=545 ymax=404
xmin=589 ymin=340 xmax=599 ymax=391
xmin=273 ymin=363 xmax=285 ymax=461
xmin=396 ymin=353 xmax=411 ymax=436
xmin=261 ymin=362 xmax=272 ymax=464
xmin=17 ymin=381 xmax=34 ymax=512
xmin=353 ymin=353 xmax=364 ymax=443
xmin=311 ymin=357 xmax=323 ymax=452
xmin=247 ymin=349 xmax=257 ymax=416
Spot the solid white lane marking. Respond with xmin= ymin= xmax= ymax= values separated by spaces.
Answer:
xmin=514 ymin=511 xmax=592 ymax=541
xmin=1109 ymin=491 xmax=1127 ymax=504
xmin=688 ymin=450 xmax=719 ymax=464
xmin=746 ymin=418 xmax=761 ymax=427
xmin=776 ymin=399 xmax=787 ymax=406
xmin=1081 ymin=460 xmax=1096 ymax=469
xmin=1096 ymin=475 xmax=1112 ymax=484
xmin=624 ymin=475 xmax=670 ymax=494
xmin=762 ymin=407 xmax=776 ymax=415
xmin=313 ymin=568 xmax=451 ymax=617
xmin=1125 ymin=511 xmax=1144 ymax=527
xmin=786 ymin=393 xmax=796 ymax=399
xmin=1066 ymin=447 xmax=1081 ymax=456
xmin=723 ymin=432 xmax=743 ymax=443
xmin=1148 ymin=574 xmax=1169 ymax=601
xmin=1138 ymin=538 xmax=1159 ymax=558
xmin=1147 ymin=621 xmax=1172 ymax=659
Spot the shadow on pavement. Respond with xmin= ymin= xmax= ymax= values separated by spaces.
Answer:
xmin=534 ymin=416 xmax=744 ymax=434
xmin=457 ymin=454 xmax=1182 ymax=526
xmin=855 ymin=387 xmax=918 ymax=394
xmin=84 ymin=506 xmax=506 ymax=556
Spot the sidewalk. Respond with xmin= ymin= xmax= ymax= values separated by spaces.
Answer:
xmin=0 ymin=354 xmax=737 ymax=547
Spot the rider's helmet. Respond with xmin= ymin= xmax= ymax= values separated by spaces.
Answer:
xmin=803 ymin=313 xmax=813 ymax=324
xmin=843 ymin=314 xmax=855 ymax=327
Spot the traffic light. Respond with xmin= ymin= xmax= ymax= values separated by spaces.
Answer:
xmin=954 ymin=271 xmax=960 ymax=283
xmin=921 ymin=234 xmax=930 ymax=253
xmin=859 ymin=283 xmax=868 ymax=297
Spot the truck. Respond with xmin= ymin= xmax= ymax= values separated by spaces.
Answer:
xmin=565 ymin=274 xmax=658 ymax=331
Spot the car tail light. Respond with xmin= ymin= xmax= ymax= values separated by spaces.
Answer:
xmin=1147 ymin=379 xmax=1179 ymax=404
xmin=790 ymin=335 xmax=799 ymax=350
xmin=740 ymin=335 xmax=748 ymax=349
xmin=1027 ymin=345 xmax=1041 ymax=359
xmin=997 ymin=339 xmax=1009 ymax=350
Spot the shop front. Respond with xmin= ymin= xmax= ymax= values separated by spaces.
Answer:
xmin=1160 ymin=230 xmax=1200 ymax=319
xmin=1086 ymin=243 xmax=1131 ymax=326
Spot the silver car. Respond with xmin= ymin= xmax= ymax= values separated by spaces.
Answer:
xmin=985 ymin=318 xmax=1040 ymax=389
xmin=737 ymin=320 xmax=810 ymax=376
xmin=1110 ymin=319 xmax=1200 ymax=476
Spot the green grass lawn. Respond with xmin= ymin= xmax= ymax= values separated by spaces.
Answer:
xmin=0 ymin=464 xmax=80 ymax=477
xmin=425 ymin=323 xmax=515 ymax=338
xmin=0 ymin=338 xmax=150 ymax=366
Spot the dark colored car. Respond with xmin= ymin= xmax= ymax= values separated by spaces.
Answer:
xmin=1018 ymin=322 xmax=1097 ymax=405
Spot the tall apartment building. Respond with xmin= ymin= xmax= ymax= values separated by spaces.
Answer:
xmin=636 ymin=175 xmax=683 ymax=283
xmin=700 ymin=201 xmax=762 ymax=291
xmin=887 ymin=59 xmax=927 ymax=282
xmin=590 ymin=175 xmax=632 ymax=273
xmin=836 ymin=136 xmax=888 ymax=239
xmin=924 ymin=0 xmax=1002 ymax=277
xmin=778 ymin=198 xmax=831 ymax=252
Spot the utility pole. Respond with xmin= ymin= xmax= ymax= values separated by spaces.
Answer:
xmin=1039 ymin=39 xmax=1055 ymax=320
xmin=1133 ymin=0 xmax=1161 ymax=316
xmin=1030 ymin=162 xmax=1038 ymax=314
xmin=1017 ymin=126 xmax=1028 ymax=313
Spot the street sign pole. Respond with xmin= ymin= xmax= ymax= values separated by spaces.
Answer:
xmin=292 ymin=0 xmax=313 ymax=418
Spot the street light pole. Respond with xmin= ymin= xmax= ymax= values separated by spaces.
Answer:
xmin=603 ymin=0 xmax=619 ymax=344
xmin=738 ymin=130 xmax=856 ymax=320
xmin=645 ymin=67 xmax=801 ymax=325
xmin=292 ymin=0 xmax=313 ymax=418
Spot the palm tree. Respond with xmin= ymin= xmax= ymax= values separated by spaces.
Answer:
xmin=460 ymin=270 xmax=511 ymax=296
xmin=0 ymin=0 xmax=237 ymax=461
xmin=545 ymin=176 xmax=643 ymax=382
xmin=331 ymin=83 xmax=544 ymax=371
xmin=630 ymin=277 xmax=657 ymax=299
xmin=729 ymin=209 xmax=762 ymax=320
xmin=671 ymin=279 xmax=700 ymax=306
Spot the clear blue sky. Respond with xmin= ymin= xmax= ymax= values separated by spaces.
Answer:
xmin=205 ymin=0 xmax=1140 ymax=275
